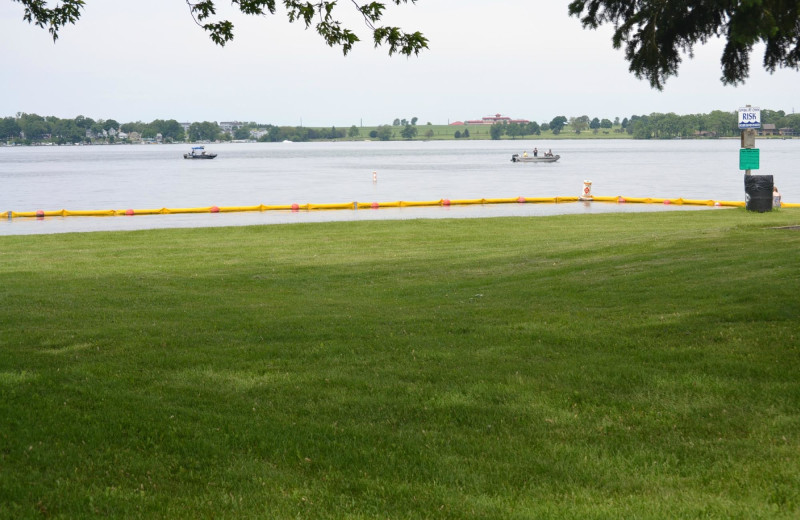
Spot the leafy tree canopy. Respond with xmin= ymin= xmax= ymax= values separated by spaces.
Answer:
xmin=12 ymin=0 xmax=428 ymax=57
xmin=188 ymin=121 xmax=221 ymax=141
xmin=549 ymin=116 xmax=568 ymax=134
xmin=570 ymin=115 xmax=590 ymax=134
xmin=400 ymin=124 xmax=417 ymax=139
xmin=0 ymin=116 xmax=22 ymax=140
xmin=569 ymin=0 xmax=800 ymax=89
xmin=375 ymin=125 xmax=393 ymax=141
xmin=233 ymin=126 xmax=251 ymax=140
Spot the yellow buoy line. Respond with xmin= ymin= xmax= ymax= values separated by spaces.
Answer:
xmin=4 ymin=196 xmax=797 ymax=219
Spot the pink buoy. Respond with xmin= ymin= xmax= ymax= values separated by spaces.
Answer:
xmin=125 ymin=209 xmax=134 ymax=216
xmin=617 ymin=197 xmax=626 ymax=203
xmin=442 ymin=199 xmax=451 ymax=206
xmin=714 ymin=202 xmax=721 ymax=207
xmin=371 ymin=202 xmax=379 ymax=209
xmin=210 ymin=206 xmax=220 ymax=213
xmin=663 ymin=200 xmax=671 ymax=205
xmin=291 ymin=203 xmax=300 ymax=212
xmin=35 ymin=210 xmax=45 ymax=218
xmin=517 ymin=196 xmax=526 ymax=203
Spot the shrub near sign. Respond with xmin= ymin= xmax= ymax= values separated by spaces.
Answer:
xmin=738 ymin=106 xmax=761 ymax=129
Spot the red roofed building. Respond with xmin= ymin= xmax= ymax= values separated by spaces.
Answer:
xmin=452 ymin=113 xmax=529 ymax=125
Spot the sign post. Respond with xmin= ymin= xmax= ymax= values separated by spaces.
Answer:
xmin=738 ymin=105 xmax=772 ymax=212
xmin=738 ymin=105 xmax=760 ymax=176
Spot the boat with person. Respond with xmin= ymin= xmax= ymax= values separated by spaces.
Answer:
xmin=183 ymin=146 xmax=217 ymax=159
xmin=511 ymin=152 xmax=559 ymax=163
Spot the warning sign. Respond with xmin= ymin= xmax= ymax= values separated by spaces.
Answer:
xmin=739 ymin=148 xmax=760 ymax=170
xmin=738 ymin=106 xmax=761 ymax=129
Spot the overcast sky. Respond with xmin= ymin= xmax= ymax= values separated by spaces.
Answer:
xmin=2 ymin=0 xmax=798 ymax=126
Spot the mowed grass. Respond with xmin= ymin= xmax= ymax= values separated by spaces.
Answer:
xmin=1 ymin=209 xmax=799 ymax=519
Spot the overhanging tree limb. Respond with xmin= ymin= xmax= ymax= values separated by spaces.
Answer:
xmin=568 ymin=0 xmax=800 ymax=89
xmin=11 ymin=0 xmax=428 ymax=56
xmin=13 ymin=0 xmax=85 ymax=41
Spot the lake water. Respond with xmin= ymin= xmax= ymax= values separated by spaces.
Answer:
xmin=1 ymin=139 xmax=797 ymax=235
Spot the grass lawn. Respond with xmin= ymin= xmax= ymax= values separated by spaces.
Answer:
xmin=1 ymin=209 xmax=799 ymax=518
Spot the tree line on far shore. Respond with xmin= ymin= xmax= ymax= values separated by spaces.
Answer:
xmin=2 ymin=109 xmax=799 ymax=145
xmin=625 ymin=110 xmax=800 ymax=139
xmin=487 ymin=110 xmax=800 ymax=140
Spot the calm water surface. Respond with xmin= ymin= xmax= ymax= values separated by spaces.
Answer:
xmin=1 ymin=139 xmax=797 ymax=235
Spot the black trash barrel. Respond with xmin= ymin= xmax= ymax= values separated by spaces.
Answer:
xmin=744 ymin=174 xmax=773 ymax=212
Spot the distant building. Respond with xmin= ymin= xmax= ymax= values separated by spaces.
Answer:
xmin=779 ymin=127 xmax=795 ymax=136
xmin=759 ymin=123 xmax=777 ymax=136
xmin=219 ymin=121 xmax=243 ymax=134
xmin=450 ymin=113 xmax=530 ymax=125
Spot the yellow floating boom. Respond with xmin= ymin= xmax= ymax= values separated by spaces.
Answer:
xmin=5 ymin=196 xmax=796 ymax=218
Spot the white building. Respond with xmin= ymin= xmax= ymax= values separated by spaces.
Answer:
xmin=219 ymin=121 xmax=243 ymax=134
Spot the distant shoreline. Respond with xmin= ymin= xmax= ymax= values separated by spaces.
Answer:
xmin=6 ymin=135 xmax=794 ymax=147
xmin=8 ymin=134 xmax=794 ymax=147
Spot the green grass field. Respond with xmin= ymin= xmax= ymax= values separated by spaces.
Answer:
xmin=1 ymin=209 xmax=799 ymax=518
xmin=350 ymin=124 xmax=631 ymax=141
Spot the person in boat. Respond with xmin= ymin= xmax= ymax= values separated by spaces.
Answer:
xmin=533 ymin=147 xmax=538 ymax=157
xmin=545 ymin=149 xmax=553 ymax=157
xmin=523 ymin=151 xmax=528 ymax=158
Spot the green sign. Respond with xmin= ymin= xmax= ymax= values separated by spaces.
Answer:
xmin=739 ymin=148 xmax=760 ymax=170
